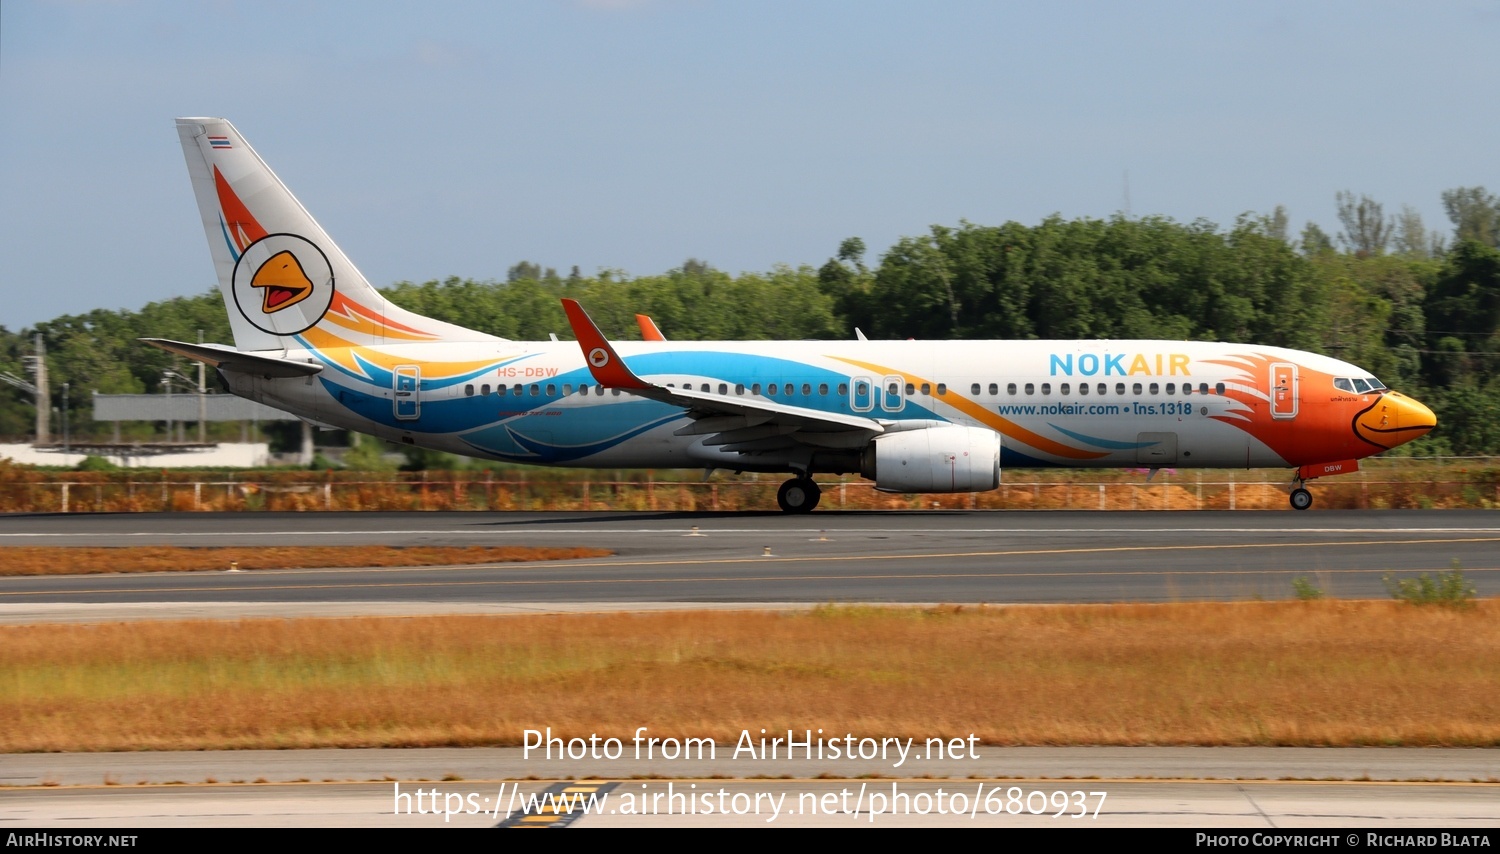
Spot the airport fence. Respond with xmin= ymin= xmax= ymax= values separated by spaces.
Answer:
xmin=1 ymin=466 xmax=1497 ymax=513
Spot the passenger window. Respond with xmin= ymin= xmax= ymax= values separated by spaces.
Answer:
xmin=936 ymin=383 xmax=947 ymax=395
xmin=1183 ymin=383 xmax=1192 ymax=396
xmin=719 ymin=383 xmax=728 ymax=395
xmin=546 ymin=384 xmax=556 ymax=396
xmin=499 ymin=385 xmax=509 ymax=396
xmin=1149 ymin=383 xmax=1159 ymax=395
xmin=1060 ymin=383 xmax=1071 ymax=395
xmin=1166 ymin=383 xmax=1176 ymax=395
xmin=1079 ymin=383 xmax=1089 ymax=396
xmin=1097 ymin=383 xmax=1106 ymax=395
xmin=819 ymin=383 xmax=828 ymax=395
xmin=562 ymin=384 xmax=572 ymax=395
xmin=481 ymin=384 xmax=491 ymax=396
xmin=1132 ymin=383 xmax=1142 ymax=395
xmin=905 ymin=383 xmax=915 ymax=396
xmin=1040 ymin=383 xmax=1051 ymax=395
xmin=801 ymin=383 xmax=811 ymax=396
xmin=768 ymin=384 xmax=778 ymax=396
xmin=837 ymin=383 xmax=847 ymax=395
xmin=1198 ymin=382 xmax=1208 ymax=395
xmin=753 ymin=383 xmax=762 ymax=395
xmin=529 ymin=384 xmax=539 ymax=396
xmin=1115 ymin=383 xmax=1125 ymax=395
xmin=736 ymin=384 xmax=745 ymax=394
xmin=988 ymin=383 xmax=998 ymax=396
xmin=971 ymin=383 xmax=981 ymax=395
xmin=1006 ymin=383 xmax=1017 ymax=395
xmin=1024 ymin=383 xmax=1035 ymax=395
xmin=465 ymin=384 xmax=474 ymax=396
xmin=783 ymin=384 xmax=793 ymax=396
xmin=920 ymin=383 xmax=931 ymax=395
xmin=1215 ymin=382 xmax=1225 ymax=395
xmin=574 ymin=384 xmax=585 ymax=396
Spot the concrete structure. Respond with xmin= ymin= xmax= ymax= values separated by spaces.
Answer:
xmin=0 ymin=442 xmax=271 ymax=468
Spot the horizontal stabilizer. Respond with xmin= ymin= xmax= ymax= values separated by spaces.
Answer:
xmin=139 ymin=338 xmax=324 ymax=378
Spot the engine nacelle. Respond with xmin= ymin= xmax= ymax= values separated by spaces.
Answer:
xmin=861 ymin=425 xmax=1001 ymax=493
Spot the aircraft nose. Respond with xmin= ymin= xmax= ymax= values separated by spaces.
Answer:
xmin=1354 ymin=391 xmax=1437 ymax=450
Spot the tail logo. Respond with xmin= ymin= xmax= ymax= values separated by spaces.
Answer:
xmin=231 ymin=233 xmax=335 ymax=336
xmin=588 ymin=347 xmax=610 ymax=368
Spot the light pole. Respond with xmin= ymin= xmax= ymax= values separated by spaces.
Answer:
xmin=62 ymin=382 xmax=70 ymax=459
xmin=162 ymin=370 xmax=201 ymax=444
xmin=161 ymin=373 xmax=173 ymax=444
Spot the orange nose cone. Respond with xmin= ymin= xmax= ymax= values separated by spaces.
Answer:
xmin=1354 ymin=391 xmax=1437 ymax=450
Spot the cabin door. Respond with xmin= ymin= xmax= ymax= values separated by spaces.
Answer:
xmin=394 ymin=365 xmax=421 ymax=420
xmin=1270 ymin=363 xmax=1298 ymax=420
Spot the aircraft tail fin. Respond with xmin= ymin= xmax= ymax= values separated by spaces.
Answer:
xmin=175 ymin=117 xmax=500 ymax=352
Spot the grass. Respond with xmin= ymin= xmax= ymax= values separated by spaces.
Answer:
xmin=2 ymin=601 xmax=1498 ymax=752
xmin=0 ymin=546 xmax=611 ymax=576
xmin=1383 ymin=561 xmax=1478 ymax=608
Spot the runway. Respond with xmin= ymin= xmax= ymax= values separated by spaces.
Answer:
xmin=1 ymin=510 xmax=1497 ymax=614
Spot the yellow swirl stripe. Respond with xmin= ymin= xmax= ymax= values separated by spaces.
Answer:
xmin=301 ymin=326 xmax=501 ymax=379
xmin=830 ymin=357 xmax=1106 ymax=460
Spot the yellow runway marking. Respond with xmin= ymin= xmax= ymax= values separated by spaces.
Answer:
xmin=21 ymin=534 xmax=1494 ymax=579
xmin=3 ymin=563 xmax=1495 ymax=598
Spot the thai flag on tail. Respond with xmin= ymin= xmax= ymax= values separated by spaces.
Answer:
xmin=208 ymin=136 xmax=232 ymax=149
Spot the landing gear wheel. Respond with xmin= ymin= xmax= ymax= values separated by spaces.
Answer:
xmin=777 ymin=478 xmax=821 ymax=513
xmin=1289 ymin=487 xmax=1313 ymax=511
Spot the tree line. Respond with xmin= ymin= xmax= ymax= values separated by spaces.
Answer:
xmin=2 ymin=186 xmax=1497 ymax=455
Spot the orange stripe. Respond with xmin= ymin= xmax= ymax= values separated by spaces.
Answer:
xmin=301 ymin=325 xmax=500 ymax=379
xmin=213 ymin=166 xmax=266 ymax=252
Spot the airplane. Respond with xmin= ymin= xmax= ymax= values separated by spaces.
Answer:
xmin=148 ymin=117 xmax=1438 ymax=513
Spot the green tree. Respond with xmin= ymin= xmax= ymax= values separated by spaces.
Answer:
xmin=1441 ymin=187 xmax=1500 ymax=248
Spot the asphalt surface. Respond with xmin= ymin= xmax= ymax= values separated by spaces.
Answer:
xmin=1 ymin=510 xmax=1497 ymax=611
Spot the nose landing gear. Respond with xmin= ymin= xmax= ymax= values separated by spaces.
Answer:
xmin=776 ymin=477 xmax=821 ymax=513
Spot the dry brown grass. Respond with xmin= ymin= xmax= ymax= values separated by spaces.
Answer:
xmin=3 ymin=601 xmax=1497 ymax=752
xmin=0 ymin=546 xmax=611 ymax=576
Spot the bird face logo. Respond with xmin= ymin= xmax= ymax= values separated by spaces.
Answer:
xmin=253 ymin=251 xmax=314 ymax=313
xmin=230 ymin=234 xmax=335 ymax=335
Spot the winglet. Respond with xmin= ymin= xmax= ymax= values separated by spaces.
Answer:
xmin=561 ymin=299 xmax=653 ymax=389
xmin=637 ymin=314 xmax=667 ymax=341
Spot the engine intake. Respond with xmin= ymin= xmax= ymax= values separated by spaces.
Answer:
xmin=861 ymin=425 xmax=1001 ymax=493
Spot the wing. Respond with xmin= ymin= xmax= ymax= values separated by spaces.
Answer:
xmin=560 ymin=299 xmax=885 ymax=456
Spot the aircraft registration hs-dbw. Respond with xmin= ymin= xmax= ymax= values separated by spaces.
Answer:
xmin=147 ymin=118 xmax=1437 ymax=512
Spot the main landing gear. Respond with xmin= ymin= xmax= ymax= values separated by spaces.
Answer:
xmin=777 ymin=477 xmax=821 ymax=513
xmin=1287 ymin=474 xmax=1314 ymax=510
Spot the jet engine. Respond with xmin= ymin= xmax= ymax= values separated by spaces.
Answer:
xmin=861 ymin=425 xmax=1001 ymax=493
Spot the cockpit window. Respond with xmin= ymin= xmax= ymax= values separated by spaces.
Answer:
xmin=1334 ymin=378 xmax=1354 ymax=392
xmin=1368 ymin=377 xmax=1387 ymax=391
xmin=1352 ymin=378 xmax=1371 ymax=393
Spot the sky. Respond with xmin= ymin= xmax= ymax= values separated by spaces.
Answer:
xmin=2 ymin=0 xmax=1497 ymax=331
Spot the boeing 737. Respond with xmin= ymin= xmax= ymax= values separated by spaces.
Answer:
xmin=148 ymin=117 xmax=1437 ymax=512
